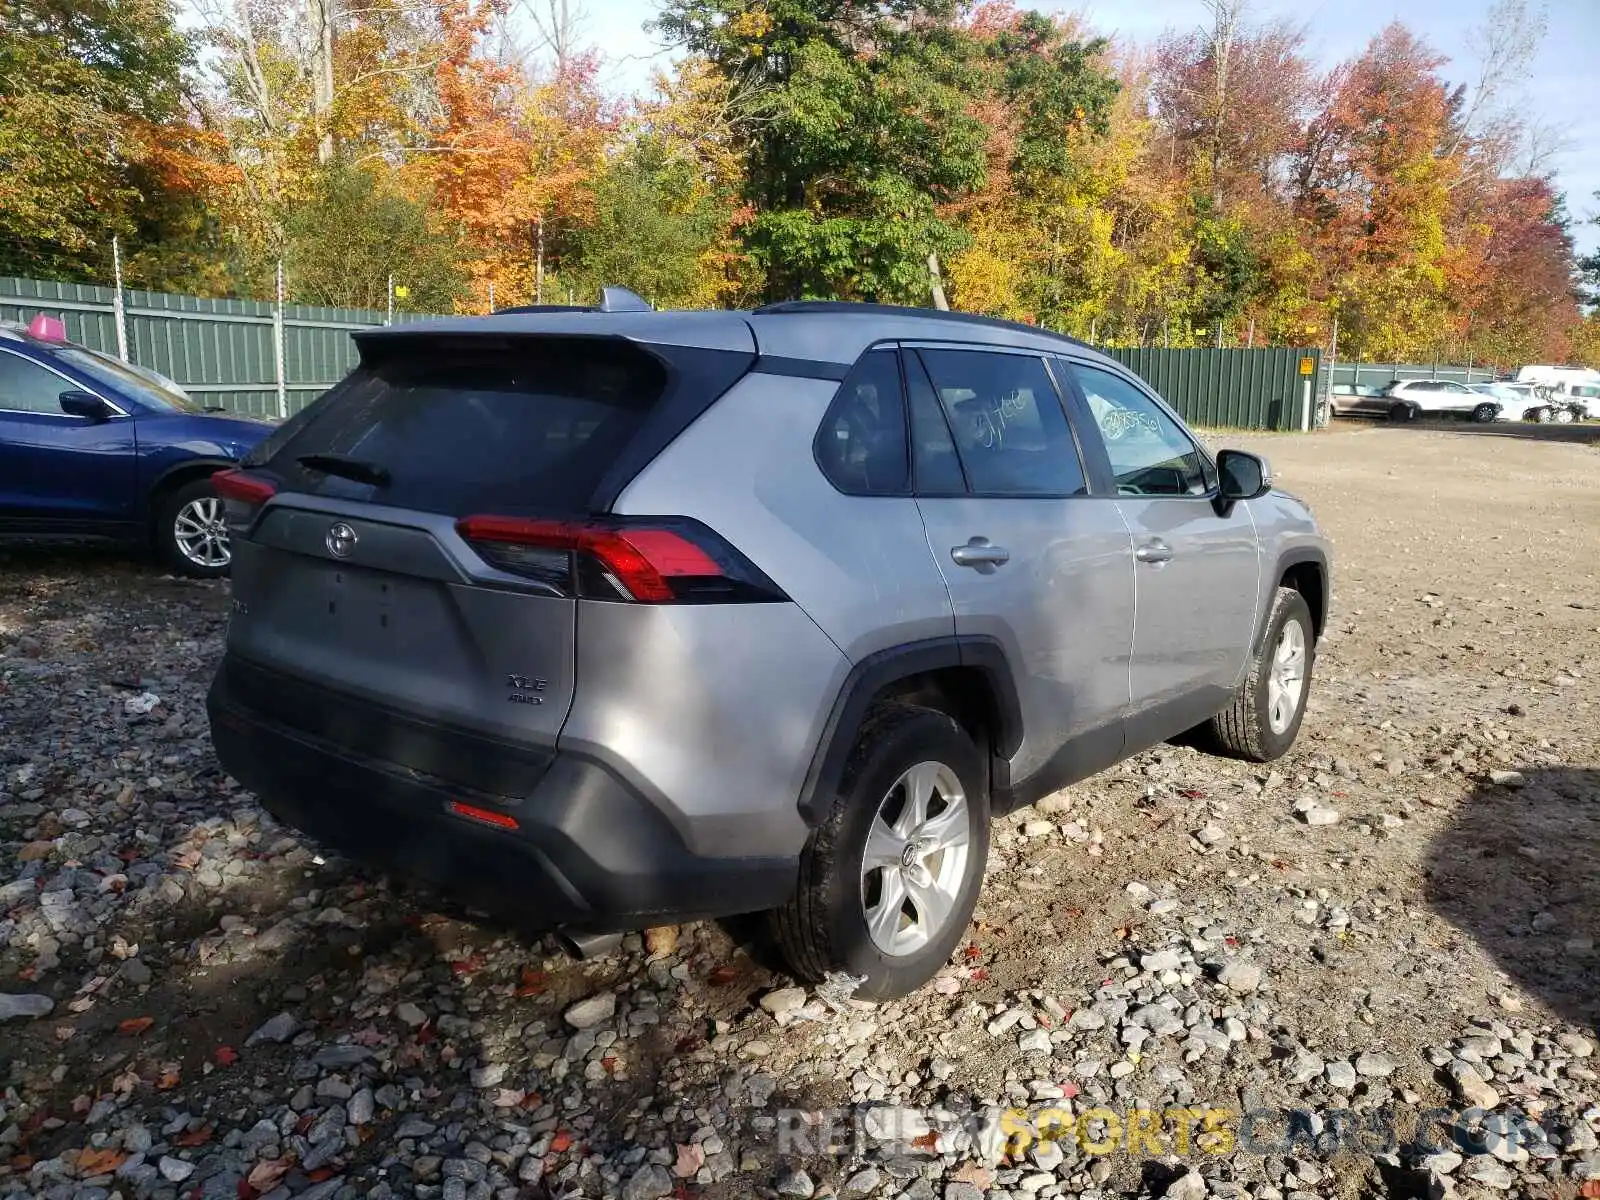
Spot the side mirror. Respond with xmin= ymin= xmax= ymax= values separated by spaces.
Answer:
xmin=1216 ymin=449 xmax=1272 ymax=502
xmin=59 ymin=390 xmax=113 ymax=421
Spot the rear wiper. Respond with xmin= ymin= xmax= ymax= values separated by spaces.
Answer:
xmin=297 ymin=453 xmax=391 ymax=487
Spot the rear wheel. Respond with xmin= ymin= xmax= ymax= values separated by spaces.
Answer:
xmin=156 ymin=478 xmax=232 ymax=579
xmin=1471 ymin=402 xmax=1498 ymax=423
xmin=1534 ymin=406 xmax=1554 ymax=424
xmin=1388 ymin=402 xmax=1417 ymax=423
xmin=771 ymin=705 xmax=989 ymax=1000
xmin=1207 ymin=587 xmax=1315 ymax=762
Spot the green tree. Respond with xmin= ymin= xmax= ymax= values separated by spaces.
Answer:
xmin=282 ymin=165 xmax=468 ymax=312
xmin=560 ymin=136 xmax=740 ymax=309
xmin=655 ymin=0 xmax=989 ymax=302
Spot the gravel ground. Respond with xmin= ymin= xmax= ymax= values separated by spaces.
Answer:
xmin=1 ymin=422 xmax=1597 ymax=1200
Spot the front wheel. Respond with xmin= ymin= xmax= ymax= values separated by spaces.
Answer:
xmin=1533 ymin=406 xmax=1554 ymax=424
xmin=156 ymin=478 xmax=232 ymax=579
xmin=1553 ymin=406 xmax=1575 ymax=424
xmin=770 ymin=705 xmax=989 ymax=1000
xmin=1207 ymin=587 xmax=1315 ymax=762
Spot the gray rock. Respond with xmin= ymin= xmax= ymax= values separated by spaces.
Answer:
xmin=759 ymin=987 xmax=808 ymax=1020
xmin=120 ymin=958 xmax=152 ymax=986
xmin=394 ymin=1001 xmax=427 ymax=1027
xmin=1356 ymin=1051 xmax=1399 ymax=1077
xmin=1164 ymin=1170 xmax=1208 ymax=1200
xmin=1285 ymin=1051 xmax=1324 ymax=1084
xmin=775 ymin=1168 xmax=815 ymax=1197
xmin=1298 ymin=806 xmax=1340 ymax=826
xmin=1216 ymin=961 xmax=1263 ymax=994
xmin=563 ymin=991 xmax=616 ymax=1030
xmin=1560 ymin=1032 xmax=1596 ymax=1058
xmin=1019 ymin=1028 xmax=1053 ymax=1055
xmin=622 ymin=1164 xmax=675 ymax=1200
xmin=246 ymin=1011 xmax=297 ymax=1046
xmin=158 ymin=1157 xmax=195 ymax=1183
xmin=1141 ymin=949 xmax=1182 ymax=972
xmin=346 ymin=1087 xmax=375 ymax=1125
xmin=843 ymin=1166 xmax=881 ymax=1195
xmin=1324 ymin=1061 xmax=1358 ymax=1090
xmin=1447 ymin=1059 xmax=1501 ymax=1109
xmin=945 ymin=1184 xmax=984 ymax=1200
xmin=1461 ymin=1155 xmax=1513 ymax=1189
xmin=0 ymin=993 xmax=53 ymax=1021
xmin=1488 ymin=770 xmax=1527 ymax=789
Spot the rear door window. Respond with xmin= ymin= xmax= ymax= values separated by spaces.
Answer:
xmin=914 ymin=348 xmax=1087 ymax=496
xmin=260 ymin=336 xmax=667 ymax=515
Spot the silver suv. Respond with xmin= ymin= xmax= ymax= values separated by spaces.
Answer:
xmin=207 ymin=298 xmax=1330 ymax=999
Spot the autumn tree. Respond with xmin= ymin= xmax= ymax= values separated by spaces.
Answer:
xmin=0 ymin=0 xmax=235 ymax=287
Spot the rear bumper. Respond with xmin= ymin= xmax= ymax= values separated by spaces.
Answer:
xmin=207 ymin=658 xmax=797 ymax=931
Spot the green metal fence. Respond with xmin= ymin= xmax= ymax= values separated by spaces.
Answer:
xmin=0 ymin=276 xmax=437 ymax=418
xmin=1328 ymin=361 xmax=1498 ymax=389
xmin=4 ymin=275 xmax=1323 ymax=430
xmin=1107 ymin=347 xmax=1323 ymax=431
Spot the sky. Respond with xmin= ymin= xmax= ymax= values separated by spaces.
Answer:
xmin=566 ymin=0 xmax=1600 ymax=255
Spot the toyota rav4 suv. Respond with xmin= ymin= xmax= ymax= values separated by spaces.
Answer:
xmin=207 ymin=298 xmax=1330 ymax=999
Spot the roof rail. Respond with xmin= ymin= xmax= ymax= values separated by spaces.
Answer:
xmin=494 ymin=304 xmax=595 ymax=315
xmin=751 ymin=300 xmax=1091 ymax=351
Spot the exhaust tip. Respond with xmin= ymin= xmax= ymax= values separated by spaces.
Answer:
xmin=557 ymin=929 xmax=624 ymax=960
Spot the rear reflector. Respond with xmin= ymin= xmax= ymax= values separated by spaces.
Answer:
xmin=455 ymin=515 xmax=785 ymax=604
xmin=447 ymin=800 xmax=520 ymax=830
xmin=213 ymin=469 xmax=277 ymax=505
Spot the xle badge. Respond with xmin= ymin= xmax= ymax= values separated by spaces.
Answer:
xmin=506 ymin=674 xmax=547 ymax=705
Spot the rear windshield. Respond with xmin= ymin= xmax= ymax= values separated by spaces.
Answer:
xmin=258 ymin=336 xmax=667 ymax=514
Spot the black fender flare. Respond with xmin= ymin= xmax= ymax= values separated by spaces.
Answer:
xmin=1255 ymin=546 xmax=1330 ymax=654
xmin=796 ymin=635 xmax=1024 ymax=827
xmin=144 ymin=457 xmax=236 ymax=518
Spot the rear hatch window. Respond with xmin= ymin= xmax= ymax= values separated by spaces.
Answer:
xmin=257 ymin=336 xmax=668 ymax=515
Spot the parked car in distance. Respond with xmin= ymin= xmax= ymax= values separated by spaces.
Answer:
xmin=207 ymin=293 xmax=1331 ymax=998
xmin=0 ymin=316 xmax=273 ymax=576
xmin=1328 ymin=383 xmax=1387 ymax=417
xmin=1382 ymin=379 xmax=1500 ymax=423
xmin=1465 ymin=381 xmax=1549 ymax=422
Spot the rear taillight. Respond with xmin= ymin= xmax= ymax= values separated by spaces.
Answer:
xmin=213 ymin=468 xmax=277 ymax=532
xmin=455 ymin=515 xmax=787 ymax=604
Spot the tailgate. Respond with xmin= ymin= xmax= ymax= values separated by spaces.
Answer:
xmin=227 ymin=502 xmax=575 ymax=755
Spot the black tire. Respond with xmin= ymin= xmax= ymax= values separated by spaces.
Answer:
xmin=770 ymin=704 xmax=990 ymax=1001
xmin=1208 ymin=587 xmax=1315 ymax=763
xmin=1471 ymin=402 xmax=1498 ymax=423
xmin=1388 ymin=402 xmax=1417 ymax=423
xmin=155 ymin=477 xmax=232 ymax=579
xmin=1534 ymin=406 xmax=1554 ymax=424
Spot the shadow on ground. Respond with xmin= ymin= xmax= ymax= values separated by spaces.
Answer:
xmin=1424 ymin=767 xmax=1600 ymax=1029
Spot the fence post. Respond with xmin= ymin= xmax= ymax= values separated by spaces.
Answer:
xmin=272 ymin=261 xmax=288 ymax=420
xmin=111 ymin=236 xmax=129 ymax=362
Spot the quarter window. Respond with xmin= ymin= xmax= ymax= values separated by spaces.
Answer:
xmin=0 ymin=351 xmax=74 ymax=415
xmin=914 ymin=348 xmax=1086 ymax=496
xmin=815 ymin=349 xmax=909 ymax=495
xmin=1071 ymin=364 xmax=1211 ymax=497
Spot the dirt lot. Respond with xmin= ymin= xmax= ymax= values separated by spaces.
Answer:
xmin=0 ymin=423 xmax=1597 ymax=1200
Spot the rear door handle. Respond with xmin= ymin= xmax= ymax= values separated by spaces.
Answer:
xmin=1135 ymin=540 xmax=1174 ymax=564
xmin=951 ymin=538 xmax=1010 ymax=569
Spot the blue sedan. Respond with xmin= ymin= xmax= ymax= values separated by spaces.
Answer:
xmin=0 ymin=318 xmax=273 ymax=577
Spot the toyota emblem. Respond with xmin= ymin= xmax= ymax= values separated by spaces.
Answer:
xmin=326 ymin=522 xmax=358 ymax=558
